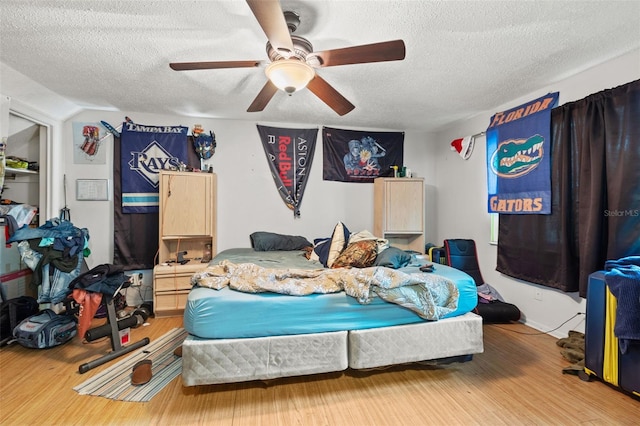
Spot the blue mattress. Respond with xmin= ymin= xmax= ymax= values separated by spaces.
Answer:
xmin=184 ymin=249 xmax=478 ymax=339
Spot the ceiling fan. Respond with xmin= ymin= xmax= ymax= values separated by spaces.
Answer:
xmin=169 ymin=0 xmax=406 ymax=116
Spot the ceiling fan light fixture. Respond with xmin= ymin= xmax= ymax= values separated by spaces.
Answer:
xmin=265 ymin=60 xmax=315 ymax=95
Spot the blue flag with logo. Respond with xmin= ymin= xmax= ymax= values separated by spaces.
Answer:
xmin=322 ymin=127 xmax=404 ymax=183
xmin=487 ymin=92 xmax=559 ymax=214
xmin=120 ymin=122 xmax=188 ymax=213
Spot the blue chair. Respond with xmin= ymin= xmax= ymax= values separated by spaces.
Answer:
xmin=444 ymin=239 xmax=521 ymax=323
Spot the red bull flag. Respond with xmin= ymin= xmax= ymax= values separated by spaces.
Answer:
xmin=486 ymin=92 xmax=559 ymax=214
xmin=256 ymin=125 xmax=318 ymax=217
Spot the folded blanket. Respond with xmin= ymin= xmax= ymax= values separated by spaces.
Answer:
xmin=604 ymin=256 xmax=640 ymax=354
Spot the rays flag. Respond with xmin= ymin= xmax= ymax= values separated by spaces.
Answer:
xmin=486 ymin=92 xmax=559 ymax=214
xmin=114 ymin=123 xmax=197 ymax=270
xmin=256 ymin=125 xmax=318 ymax=217
xmin=120 ymin=122 xmax=189 ymax=213
xmin=323 ymin=127 xmax=404 ymax=183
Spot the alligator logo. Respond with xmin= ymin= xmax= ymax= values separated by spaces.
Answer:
xmin=490 ymin=134 xmax=544 ymax=178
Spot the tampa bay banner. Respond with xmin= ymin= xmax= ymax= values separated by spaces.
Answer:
xmin=486 ymin=92 xmax=559 ymax=214
xmin=257 ymin=125 xmax=318 ymax=217
xmin=120 ymin=122 xmax=189 ymax=213
xmin=323 ymin=127 xmax=404 ymax=183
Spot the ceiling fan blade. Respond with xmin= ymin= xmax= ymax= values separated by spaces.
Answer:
xmin=306 ymin=75 xmax=355 ymax=116
xmin=247 ymin=80 xmax=279 ymax=112
xmin=246 ymin=0 xmax=294 ymax=56
xmin=170 ymin=60 xmax=261 ymax=71
xmin=312 ymin=39 xmax=406 ymax=67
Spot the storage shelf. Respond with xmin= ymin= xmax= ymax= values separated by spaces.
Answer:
xmin=155 ymin=170 xmax=216 ymax=317
xmin=383 ymin=231 xmax=423 ymax=235
xmin=374 ymin=177 xmax=425 ymax=253
xmin=161 ymin=235 xmax=211 ymax=240
xmin=4 ymin=167 xmax=39 ymax=177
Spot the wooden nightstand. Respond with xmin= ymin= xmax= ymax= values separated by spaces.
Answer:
xmin=153 ymin=263 xmax=208 ymax=317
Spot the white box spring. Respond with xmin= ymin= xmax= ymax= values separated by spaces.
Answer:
xmin=182 ymin=331 xmax=348 ymax=386
xmin=181 ymin=313 xmax=483 ymax=386
xmin=348 ymin=312 xmax=484 ymax=369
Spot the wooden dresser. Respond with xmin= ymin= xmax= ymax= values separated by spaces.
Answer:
xmin=153 ymin=170 xmax=217 ymax=317
xmin=373 ymin=177 xmax=425 ymax=252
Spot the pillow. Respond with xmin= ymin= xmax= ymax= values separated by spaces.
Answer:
xmin=312 ymin=237 xmax=330 ymax=265
xmin=327 ymin=222 xmax=351 ymax=268
xmin=331 ymin=240 xmax=378 ymax=269
xmin=250 ymin=232 xmax=312 ymax=251
xmin=373 ymin=246 xmax=412 ymax=269
xmin=348 ymin=230 xmax=377 ymax=244
xmin=312 ymin=222 xmax=351 ymax=267
xmin=348 ymin=230 xmax=389 ymax=253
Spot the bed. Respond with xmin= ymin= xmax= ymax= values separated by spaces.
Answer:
xmin=181 ymin=239 xmax=484 ymax=387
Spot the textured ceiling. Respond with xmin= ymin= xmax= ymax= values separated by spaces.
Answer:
xmin=1 ymin=0 xmax=639 ymax=132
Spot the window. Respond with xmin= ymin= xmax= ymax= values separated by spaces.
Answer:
xmin=490 ymin=213 xmax=499 ymax=245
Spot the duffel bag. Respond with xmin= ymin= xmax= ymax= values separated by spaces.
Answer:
xmin=13 ymin=309 xmax=76 ymax=349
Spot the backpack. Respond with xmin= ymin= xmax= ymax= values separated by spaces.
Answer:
xmin=0 ymin=296 xmax=40 ymax=346
xmin=13 ymin=309 xmax=77 ymax=349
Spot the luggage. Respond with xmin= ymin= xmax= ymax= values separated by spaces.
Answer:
xmin=13 ymin=309 xmax=77 ymax=349
xmin=581 ymin=271 xmax=640 ymax=397
xmin=0 ymin=296 xmax=39 ymax=346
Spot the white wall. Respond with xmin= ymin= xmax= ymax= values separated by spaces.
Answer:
xmin=434 ymin=49 xmax=640 ymax=337
xmin=63 ymin=111 xmax=434 ymax=271
xmin=61 ymin=113 xmax=435 ymax=305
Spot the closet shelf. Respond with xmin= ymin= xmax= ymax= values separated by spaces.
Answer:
xmin=4 ymin=167 xmax=39 ymax=178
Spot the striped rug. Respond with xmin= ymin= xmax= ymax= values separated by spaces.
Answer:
xmin=74 ymin=327 xmax=188 ymax=402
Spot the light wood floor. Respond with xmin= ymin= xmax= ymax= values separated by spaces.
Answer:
xmin=1 ymin=316 xmax=638 ymax=426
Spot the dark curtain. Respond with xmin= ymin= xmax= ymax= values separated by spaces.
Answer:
xmin=496 ymin=80 xmax=640 ymax=297
xmin=113 ymin=135 xmax=200 ymax=270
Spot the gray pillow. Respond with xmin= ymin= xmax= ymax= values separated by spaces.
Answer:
xmin=250 ymin=232 xmax=312 ymax=251
xmin=374 ymin=246 xmax=412 ymax=269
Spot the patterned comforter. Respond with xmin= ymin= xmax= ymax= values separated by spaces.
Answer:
xmin=192 ymin=260 xmax=459 ymax=320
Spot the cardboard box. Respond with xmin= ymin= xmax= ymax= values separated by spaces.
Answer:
xmin=1 ymin=224 xmax=24 ymax=274
xmin=0 ymin=269 xmax=36 ymax=300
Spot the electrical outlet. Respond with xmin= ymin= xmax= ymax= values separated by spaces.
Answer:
xmin=534 ymin=289 xmax=543 ymax=301
xmin=130 ymin=273 xmax=143 ymax=287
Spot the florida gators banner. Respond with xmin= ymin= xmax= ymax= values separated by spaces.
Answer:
xmin=120 ymin=122 xmax=189 ymax=213
xmin=487 ymin=92 xmax=559 ymax=214
xmin=323 ymin=127 xmax=404 ymax=183
xmin=257 ymin=125 xmax=318 ymax=217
